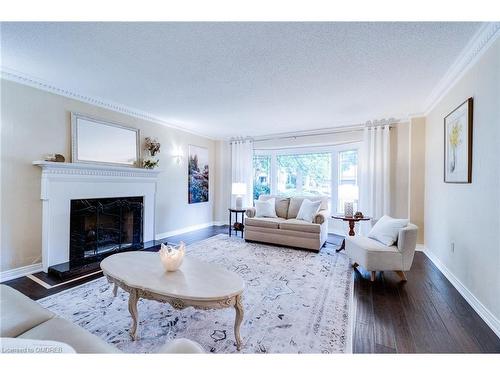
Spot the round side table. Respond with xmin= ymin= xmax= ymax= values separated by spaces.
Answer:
xmin=331 ymin=215 xmax=371 ymax=252
xmin=228 ymin=208 xmax=246 ymax=238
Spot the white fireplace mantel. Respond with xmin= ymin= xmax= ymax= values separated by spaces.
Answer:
xmin=33 ymin=161 xmax=161 ymax=272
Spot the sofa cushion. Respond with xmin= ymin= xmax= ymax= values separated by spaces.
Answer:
xmin=279 ymin=219 xmax=321 ymax=233
xmin=245 ymin=217 xmax=286 ymax=229
xmin=287 ymin=196 xmax=328 ymax=219
xmin=255 ymin=198 xmax=277 ymax=218
xmin=296 ymin=199 xmax=322 ymax=223
xmin=259 ymin=195 xmax=290 ymax=218
xmin=0 ymin=285 xmax=55 ymax=337
xmin=19 ymin=317 xmax=121 ymax=353
xmin=368 ymin=215 xmax=409 ymax=246
xmin=245 ymin=225 xmax=319 ymax=239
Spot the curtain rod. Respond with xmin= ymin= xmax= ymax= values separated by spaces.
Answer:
xmin=252 ymin=123 xmax=395 ymax=143
xmin=229 ymin=119 xmax=399 ymax=144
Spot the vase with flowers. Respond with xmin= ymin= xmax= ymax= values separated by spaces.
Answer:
xmin=143 ymin=137 xmax=161 ymax=169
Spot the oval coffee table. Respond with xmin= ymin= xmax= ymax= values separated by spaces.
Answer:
xmin=100 ymin=251 xmax=245 ymax=350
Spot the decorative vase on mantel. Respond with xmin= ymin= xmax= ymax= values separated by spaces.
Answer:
xmin=143 ymin=137 xmax=161 ymax=169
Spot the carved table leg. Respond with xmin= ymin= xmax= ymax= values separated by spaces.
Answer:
xmin=128 ymin=289 xmax=139 ymax=340
xmin=234 ymin=294 xmax=244 ymax=351
xmin=113 ymin=284 xmax=118 ymax=297
xmin=348 ymin=220 xmax=356 ymax=236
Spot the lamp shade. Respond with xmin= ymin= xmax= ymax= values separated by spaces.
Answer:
xmin=232 ymin=182 xmax=247 ymax=195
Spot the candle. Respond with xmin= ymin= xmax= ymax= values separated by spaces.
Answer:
xmin=344 ymin=202 xmax=354 ymax=217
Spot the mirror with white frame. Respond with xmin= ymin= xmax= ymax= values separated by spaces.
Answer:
xmin=71 ymin=113 xmax=140 ymax=167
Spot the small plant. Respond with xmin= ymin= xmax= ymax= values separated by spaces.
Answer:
xmin=143 ymin=158 xmax=159 ymax=169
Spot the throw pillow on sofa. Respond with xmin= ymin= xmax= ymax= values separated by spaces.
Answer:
xmin=368 ymin=215 xmax=409 ymax=246
xmin=296 ymin=199 xmax=322 ymax=223
xmin=255 ymin=198 xmax=278 ymax=218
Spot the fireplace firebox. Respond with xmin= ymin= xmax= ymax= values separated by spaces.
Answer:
xmin=69 ymin=197 xmax=144 ymax=264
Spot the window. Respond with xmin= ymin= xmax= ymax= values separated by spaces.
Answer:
xmin=276 ymin=153 xmax=331 ymax=197
xmin=337 ymin=150 xmax=359 ymax=213
xmin=253 ymin=155 xmax=271 ymax=200
xmin=253 ymin=144 xmax=360 ymax=214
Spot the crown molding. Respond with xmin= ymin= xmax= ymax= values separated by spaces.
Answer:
xmin=0 ymin=68 xmax=219 ymax=140
xmin=423 ymin=22 xmax=500 ymax=116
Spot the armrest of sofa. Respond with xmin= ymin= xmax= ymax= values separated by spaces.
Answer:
xmin=246 ymin=207 xmax=256 ymax=218
xmin=314 ymin=210 xmax=329 ymax=225
xmin=397 ymin=223 xmax=418 ymax=254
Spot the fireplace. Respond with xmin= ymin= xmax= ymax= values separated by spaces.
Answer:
xmin=69 ymin=197 xmax=144 ymax=264
xmin=34 ymin=161 xmax=160 ymax=274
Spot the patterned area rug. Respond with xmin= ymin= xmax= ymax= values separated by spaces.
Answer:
xmin=38 ymin=234 xmax=354 ymax=353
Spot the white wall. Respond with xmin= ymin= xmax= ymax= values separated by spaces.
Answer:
xmin=1 ymin=79 xmax=217 ymax=272
xmin=424 ymin=38 xmax=500 ymax=327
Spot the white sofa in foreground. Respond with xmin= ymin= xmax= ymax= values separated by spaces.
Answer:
xmin=0 ymin=285 xmax=203 ymax=354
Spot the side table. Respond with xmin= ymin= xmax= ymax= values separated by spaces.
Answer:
xmin=331 ymin=215 xmax=371 ymax=252
xmin=228 ymin=208 xmax=246 ymax=238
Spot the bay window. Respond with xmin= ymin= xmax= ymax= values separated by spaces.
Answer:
xmin=336 ymin=149 xmax=359 ymax=213
xmin=276 ymin=153 xmax=331 ymax=197
xmin=253 ymin=144 xmax=360 ymax=214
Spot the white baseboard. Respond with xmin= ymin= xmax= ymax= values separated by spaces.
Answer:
xmin=0 ymin=263 xmax=43 ymax=282
xmin=155 ymin=221 xmax=223 ymax=240
xmin=415 ymin=244 xmax=425 ymax=252
xmin=212 ymin=221 xmax=227 ymax=226
xmin=422 ymin=247 xmax=500 ymax=338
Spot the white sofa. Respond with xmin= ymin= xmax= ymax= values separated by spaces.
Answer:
xmin=0 ymin=284 xmax=203 ymax=353
xmin=245 ymin=195 xmax=329 ymax=251
xmin=345 ymin=223 xmax=418 ymax=281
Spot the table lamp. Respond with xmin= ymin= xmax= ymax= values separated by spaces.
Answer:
xmin=232 ymin=182 xmax=247 ymax=209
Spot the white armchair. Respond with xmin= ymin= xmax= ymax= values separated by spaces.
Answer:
xmin=345 ymin=223 xmax=418 ymax=282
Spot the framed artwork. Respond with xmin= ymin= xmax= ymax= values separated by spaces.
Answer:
xmin=444 ymin=97 xmax=473 ymax=183
xmin=188 ymin=145 xmax=209 ymax=203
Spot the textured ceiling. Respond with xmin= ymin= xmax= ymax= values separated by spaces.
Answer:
xmin=1 ymin=22 xmax=482 ymax=138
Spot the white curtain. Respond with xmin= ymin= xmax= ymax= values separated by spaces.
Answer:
xmin=360 ymin=123 xmax=391 ymax=220
xmin=231 ymin=139 xmax=254 ymax=208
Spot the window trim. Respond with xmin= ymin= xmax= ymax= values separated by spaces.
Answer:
xmin=254 ymin=142 xmax=362 ymax=214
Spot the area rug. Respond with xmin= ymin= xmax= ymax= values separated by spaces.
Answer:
xmin=38 ymin=234 xmax=354 ymax=353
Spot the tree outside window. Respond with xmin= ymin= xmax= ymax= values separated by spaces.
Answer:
xmin=276 ymin=153 xmax=331 ymax=198
xmin=253 ymin=155 xmax=271 ymax=200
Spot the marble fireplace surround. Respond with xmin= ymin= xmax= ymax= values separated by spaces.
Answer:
xmin=33 ymin=161 xmax=161 ymax=272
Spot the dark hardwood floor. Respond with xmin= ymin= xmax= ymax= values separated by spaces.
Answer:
xmin=3 ymin=225 xmax=499 ymax=353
